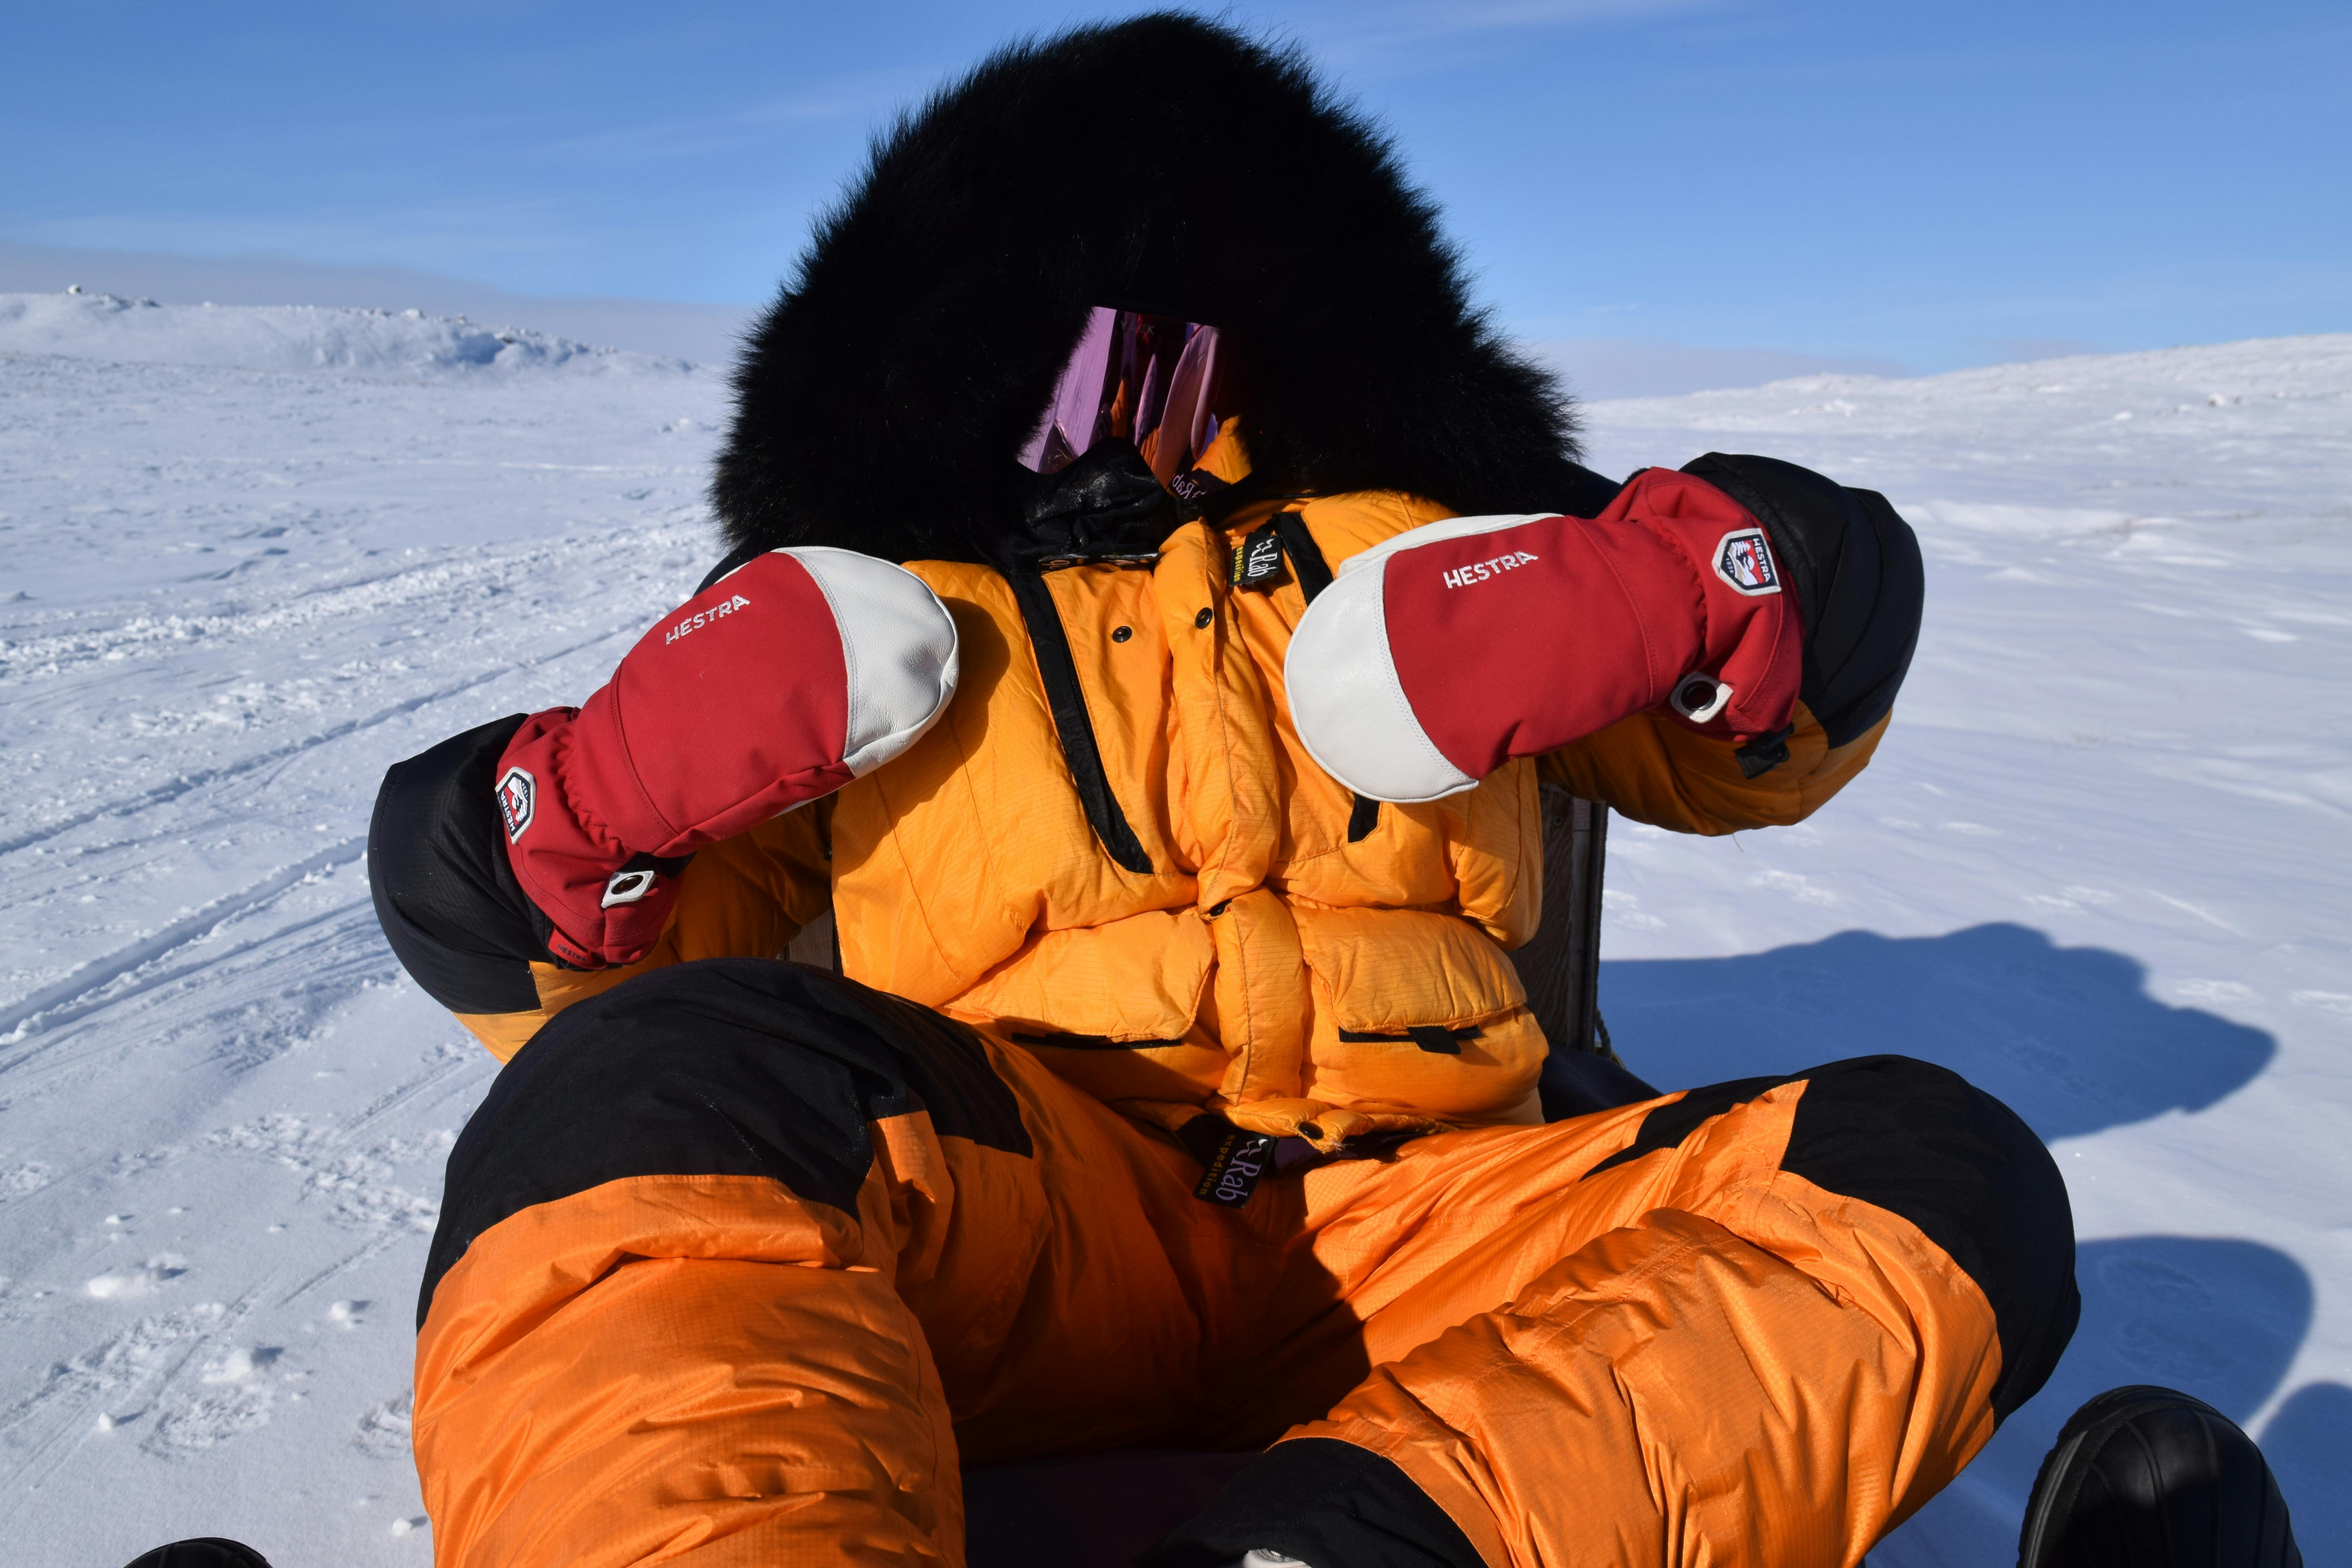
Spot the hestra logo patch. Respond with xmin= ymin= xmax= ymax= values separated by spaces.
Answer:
xmin=665 ymin=593 xmax=752 ymax=645
xmin=1441 ymin=550 xmax=1539 ymax=589
xmin=495 ymin=766 xmax=535 ymax=843
xmin=1714 ymin=529 xmax=1781 ymax=596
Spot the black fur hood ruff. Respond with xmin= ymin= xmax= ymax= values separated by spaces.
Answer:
xmin=713 ymin=12 xmax=1591 ymax=566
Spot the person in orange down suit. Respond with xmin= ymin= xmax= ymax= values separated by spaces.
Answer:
xmin=354 ymin=16 xmax=2083 ymax=1568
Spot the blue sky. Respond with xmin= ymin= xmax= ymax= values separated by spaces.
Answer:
xmin=4 ymin=0 xmax=2346 ymax=371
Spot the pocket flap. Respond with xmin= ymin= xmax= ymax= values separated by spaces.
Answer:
xmin=1293 ymin=905 xmax=1527 ymax=1033
xmin=947 ymin=906 xmax=1213 ymax=1043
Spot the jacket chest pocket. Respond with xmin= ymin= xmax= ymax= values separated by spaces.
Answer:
xmin=1293 ymin=906 xmax=1547 ymax=1121
xmin=942 ymin=907 xmax=1227 ymax=1107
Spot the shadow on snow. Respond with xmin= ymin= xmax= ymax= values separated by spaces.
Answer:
xmin=1870 ymin=1236 xmax=2324 ymax=1566
xmin=1601 ymin=920 xmax=2272 ymax=1142
xmin=1603 ymin=924 xmax=2336 ymax=1561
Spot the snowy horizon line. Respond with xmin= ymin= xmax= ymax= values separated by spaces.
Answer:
xmin=6 ymin=283 xmax=2347 ymax=407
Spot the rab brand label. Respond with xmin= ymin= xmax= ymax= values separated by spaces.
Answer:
xmin=1230 ymin=524 xmax=1285 ymax=590
xmin=1192 ymin=1127 xmax=1280 ymax=1208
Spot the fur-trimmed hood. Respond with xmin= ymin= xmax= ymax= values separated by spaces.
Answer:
xmin=713 ymin=12 xmax=1591 ymax=565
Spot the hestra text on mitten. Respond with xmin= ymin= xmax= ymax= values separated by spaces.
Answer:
xmin=1285 ymin=468 xmax=1806 ymax=802
xmin=494 ymin=548 xmax=959 ymax=967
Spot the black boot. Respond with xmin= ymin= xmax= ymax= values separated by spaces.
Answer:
xmin=2019 ymin=1385 xmax=2302 ymax=1567
xmin=121 ymin=1541 xmax=272 ymax=1568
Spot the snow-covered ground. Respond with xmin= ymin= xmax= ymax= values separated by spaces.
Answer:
xmin=2 ymin=293 xmax=2346 ymax=1565
xmin=1577 ymin=340 xmax=2352 ymax=1563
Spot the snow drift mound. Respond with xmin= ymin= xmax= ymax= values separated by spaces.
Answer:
xmin=1588 ymin=332 xmax=2352 ymax=427
xmin=0 ymin=289 xmax=696 ymax=377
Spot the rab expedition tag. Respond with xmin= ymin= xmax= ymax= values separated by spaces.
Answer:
xmin=1183 ymin=1118 xmax=1279 ymax=1208
xmin=1229 ymin=523 xmax=1286 ymax=592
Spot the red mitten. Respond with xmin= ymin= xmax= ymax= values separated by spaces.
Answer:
xmin=493 ymin=547 xmax=958 ymax=967
xmin=1285 ymin=468 xmax=1802 ymax=802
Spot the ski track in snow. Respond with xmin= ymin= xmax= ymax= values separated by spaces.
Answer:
xmin=0 ymin=296 xmax=723 ymax=1566
xmin=2 ymin=296 xmax=2348 ymax=1564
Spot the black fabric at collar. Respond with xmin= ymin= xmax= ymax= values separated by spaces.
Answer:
xmin=1007 ymin=441 xmax=1179 ymax=569
xmin=1004 ymin=567 xmax=1156 ymax=875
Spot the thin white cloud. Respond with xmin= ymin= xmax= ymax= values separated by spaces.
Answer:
xmin=1527 ymin=334 xmax=1911 ymax=398
xmin=528 ymin=66 xmax=933 ymax=165
xmin=8 ymin=197 xmax=584 ymax=274
xmin=1391 ymin=0 xmax=1725 ymax=29
xmin=1295 ymin=0 xmax=1734 ymax=78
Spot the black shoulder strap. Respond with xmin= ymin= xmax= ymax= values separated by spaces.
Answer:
xmin=696 ymin=541 xmax=767 ymax=595
xmin=1004 ymin=568 xmax=1156 ymax=875
xmin=1271 ymin=510 xmax=1334 ymax=600
xmin=1269 ymin=512 xmax=1381 ymax=843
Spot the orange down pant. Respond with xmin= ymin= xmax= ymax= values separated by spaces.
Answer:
xmin=410 ymin=960 xmax=2077 ymax=1568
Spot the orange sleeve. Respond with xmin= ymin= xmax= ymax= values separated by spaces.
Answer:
xmin=1536 ymin=702 xmax=1890 ymax=837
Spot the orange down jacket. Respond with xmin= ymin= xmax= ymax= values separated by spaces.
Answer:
xmin=450 ymin=452 xmax=1889 ymax=1147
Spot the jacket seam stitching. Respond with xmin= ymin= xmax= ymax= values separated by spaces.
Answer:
xmin=1198 ymin=569 xmax=1260 ymax=1093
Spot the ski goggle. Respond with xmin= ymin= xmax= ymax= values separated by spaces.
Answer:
xmin=1019 ymin=307 xmax=1227 ymax=484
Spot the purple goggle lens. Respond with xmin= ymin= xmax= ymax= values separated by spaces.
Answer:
xmin=1019 ymin=307 xmax=1228 ymax=483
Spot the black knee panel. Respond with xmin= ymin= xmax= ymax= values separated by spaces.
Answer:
xmin=1782 ymin=1055 xmax=2080 ymax=1420
xmin=1144 ymin=1437 xmax=1484 ymax=1568
xmin=416 ymin=958 xmax=1031 ymax=1328
xmin=368 ymin=713 xmax=552 ymax=1013
xmin=1583 ymin=1054 xmax=2078 ymax=1421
